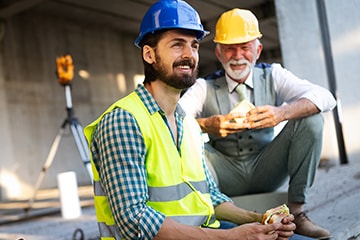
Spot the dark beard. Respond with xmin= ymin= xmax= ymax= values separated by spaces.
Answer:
xmin=153 ymin=57 xmax=198 ymax=90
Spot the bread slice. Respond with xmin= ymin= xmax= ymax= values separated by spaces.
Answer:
xmin=229 ymin=100 xmax=255 ymax=123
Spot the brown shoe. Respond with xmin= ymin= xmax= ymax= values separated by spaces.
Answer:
xmin=294 ymin=212 xmax=331 ymax=239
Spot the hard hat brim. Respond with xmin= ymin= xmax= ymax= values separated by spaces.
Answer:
xmin=213 ymin=34 xmax=262 ymax=45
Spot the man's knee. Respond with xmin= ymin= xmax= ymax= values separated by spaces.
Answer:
xmin=301 ymin=114 xmax=324 ymax=137
xmin=291 ymin=114 xmax=324 ymax=139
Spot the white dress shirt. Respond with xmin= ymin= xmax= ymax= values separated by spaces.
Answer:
xmin=179 ymin=63 xmax=336 ymax=118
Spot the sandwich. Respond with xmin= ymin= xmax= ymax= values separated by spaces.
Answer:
xmin=262 ymin=204 xmax=290 ymax=224
xmin=229 ymin=100 xmax=255 ymax=123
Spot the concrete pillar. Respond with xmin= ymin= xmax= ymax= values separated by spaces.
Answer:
xmin=0 ymin=20 xmax=15 ymax=199
xmin=274 ymin=0 xmax=360 ymax=163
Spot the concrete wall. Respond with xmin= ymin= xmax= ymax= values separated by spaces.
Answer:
xmin=275 ymin=0 xmax=360 ymax=164
xmin=0 ymin=12 xmax=143 ymax=200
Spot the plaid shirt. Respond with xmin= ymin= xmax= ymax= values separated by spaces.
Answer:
xmin=91 ymin=84 xmax=231 ymax=239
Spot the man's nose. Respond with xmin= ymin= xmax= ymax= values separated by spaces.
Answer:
xmin=233 ymin=47 xmax=244 ymax=60
xmin=182 ymin=44 xmax=196 ymax=59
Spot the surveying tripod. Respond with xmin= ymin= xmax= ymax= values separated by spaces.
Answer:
xmin=26 ymin=55 xmax=92 ymax=213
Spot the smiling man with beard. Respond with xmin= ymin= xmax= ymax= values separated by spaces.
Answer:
xmin=83 ymin=1 xmax=302 ymax=240
xmin=179 ymin=8 xmax=336 ymax=240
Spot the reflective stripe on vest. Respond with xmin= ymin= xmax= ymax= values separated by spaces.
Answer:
xmin=148 ymin=180 xmax=207 ymax=201
xmin=84 ymin=91 xmax=218 ymax=239
xmin=98 ymin=221 xmax=122 ymax=239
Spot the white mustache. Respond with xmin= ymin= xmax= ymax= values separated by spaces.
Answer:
xmin=228 ymin=59 xmax=250 ymax=65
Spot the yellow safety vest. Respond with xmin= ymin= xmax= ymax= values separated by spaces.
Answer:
xmin=84 ymin=91 xmax=219 ymax=240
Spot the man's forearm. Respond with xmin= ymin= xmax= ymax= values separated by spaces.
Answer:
xmin=214 ymin=202 xmax=263 ymax=225
xmin=281 ymin=98 xmax=320 ymax=121
xmin=155 ymin=218 xmax=250 ymax=240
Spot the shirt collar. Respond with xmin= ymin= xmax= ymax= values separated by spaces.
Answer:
xmin=134 ymin=84 xmax=185 ymax=118
xmin=225 ymin=70 xmax=254 ymax=93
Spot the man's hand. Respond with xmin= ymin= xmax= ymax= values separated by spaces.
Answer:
xmin=276 ymin=214 xmax=296 ymax=240
xmin=245 ymin=105 xmax=284 ymax=129
xmin=230 ymin=222 xmax=282 ymax=240
xmin=197 ymin=112 xmax=250 ymax=137
xmin=245 ymin=99 xmax=320 ymax=129
xmin=198 ymin=99 xmax=320 ymax=138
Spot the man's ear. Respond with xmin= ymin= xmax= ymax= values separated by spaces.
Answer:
xmin=215 ymin=45 xmax=221 ymax=61
xmin=143 ymin=45 xmax=156 ymax=64
xmin=256 ymin=42 xmax=263 ymax=60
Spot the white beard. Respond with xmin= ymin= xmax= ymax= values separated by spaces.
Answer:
xmin=222 ymin=59 xmax=252 ymax=80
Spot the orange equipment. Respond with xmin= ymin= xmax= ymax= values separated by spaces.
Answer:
xmin=56 ymin=55 xmax=74 ymax=85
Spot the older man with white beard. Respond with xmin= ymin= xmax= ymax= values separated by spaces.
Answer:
xmin=179 ymin=8 xmax=336 ymax=240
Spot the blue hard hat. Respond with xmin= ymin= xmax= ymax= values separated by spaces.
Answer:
xmin=134 ymin=0 xmax=209 ymax=48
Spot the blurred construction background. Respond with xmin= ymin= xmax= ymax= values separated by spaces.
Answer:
xmin=0 ymin=0 xmax=359 ymax=217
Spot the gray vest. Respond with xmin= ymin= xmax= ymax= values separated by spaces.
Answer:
xmin=204 ymin=66 xmax=276 ymax=159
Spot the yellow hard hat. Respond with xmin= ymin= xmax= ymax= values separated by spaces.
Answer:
xmin=214 ymin=8 xmax=262 ymax=44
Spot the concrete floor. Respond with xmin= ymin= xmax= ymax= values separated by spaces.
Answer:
xmin=233 ymin=158 xmax=360 ymax=240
